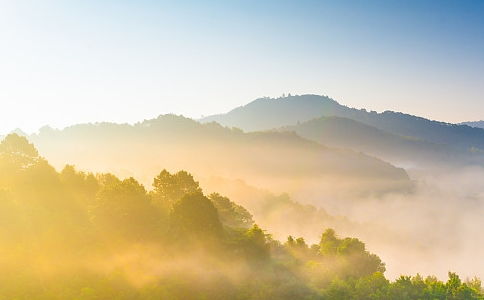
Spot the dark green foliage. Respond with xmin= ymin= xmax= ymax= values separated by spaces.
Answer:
xmin=241 ymin=224 xmax=271 ymax=261
xmin=170 ymin=192 xmax=224 ymax=241
xmin=316 ymin=228 xmax=386 ymax=279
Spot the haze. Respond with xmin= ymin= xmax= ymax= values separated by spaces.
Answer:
xmin=1 ymin=1 xmax=484 ymax=299
xmin=1 ymin=0 xmax=484 ymax=134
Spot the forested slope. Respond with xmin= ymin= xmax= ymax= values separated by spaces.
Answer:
xmin=0 ymin=134 xmax=482 ymax=299
xmin=202 ymin=94 xmax=484 ymax=167
xmin=29 ymin=115 xmax=411 ymax=199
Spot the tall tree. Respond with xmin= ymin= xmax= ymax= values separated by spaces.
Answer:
xmin=170 ymin=192 xmax=223 ymax=242
xmin=151 ymin=170 xmax=202 ymax=213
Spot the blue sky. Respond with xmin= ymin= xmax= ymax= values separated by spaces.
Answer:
xmin=0 ymin=0 xmax=483 ymax=133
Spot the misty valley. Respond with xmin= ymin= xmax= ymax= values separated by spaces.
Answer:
xmin=1 ymin=95 xmax=483 ymax=299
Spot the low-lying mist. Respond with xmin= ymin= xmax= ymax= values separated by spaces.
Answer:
xmin=363 ymin=166 xmax=484 ymax=280
xmin=23 ymin=117 xmax=484 ymax=281
xmin=200 ymin=166 xmax=484 ymax=281
xmin=1 ymin=132 xmax=482 ymax=298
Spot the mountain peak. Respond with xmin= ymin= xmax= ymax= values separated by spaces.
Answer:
xmin=201 ymin=94 xmax=484 ymax=154
xmin=201 ymin=94 xmax=345 ymax=131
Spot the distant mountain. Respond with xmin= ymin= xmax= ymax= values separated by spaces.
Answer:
xmin=282 ymin=116 xmax=484 ymax=168
xmin=201 ymin=95 xmax=344 ymax=132
xmin=201 ymin=94 xmax=484 ymax=165
xmin=460 ymin=121 xmax=484 ymax=129
xmin=29 ymin=115 xmax=411 ymax=200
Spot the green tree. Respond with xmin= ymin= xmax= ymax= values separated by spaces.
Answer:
xmin=0 ymin=134 xmax=41 ymax=186
xmin=319 ymin=228 xmax=339 ymax=255
xmin=208 ymin=193 xmax=254 ymax=229
xmin=354 ymin=272 xmax=389 ymax=300
xmin=0 ymin=133 xmax=39 ymax=169
xmin=445 ymin=272 xmax=482 ymax=300
xmin=92 ymin=177 xmax=161 ymax=240
xmin=151 ymin=170 xmax=202 ymax=212
xmin=169 ymin=192 xmax=223 ymax=241
xmin=242 ymin=224 xmax=270 ymax=261
xmin=60 ymin=165 xmax=99 ymax=207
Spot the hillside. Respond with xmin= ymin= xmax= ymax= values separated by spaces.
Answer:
xmin=2 ymin=134 xmax=480 ymax=299
xmin=201 ymin=94 xmax=484 ymax=156
xmin=201 ymin=95 xmax=345 ymax=131
xmin=29 ymin=115 xmax=411 ymax=200
xmin=282 ymin=116 xmax=484 ymax=168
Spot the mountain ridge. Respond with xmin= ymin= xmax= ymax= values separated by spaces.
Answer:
xmin=281 ymin=116 xmax=484 ymax=168
xmin=460 ymin=120 xmax=484 ymax=129
xmin=201 ymin=94 xmax=484 ymax=166
xmin=29 ymin=114 xmax=411 ymax=200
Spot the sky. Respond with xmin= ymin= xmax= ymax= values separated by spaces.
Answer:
xmin=0 ymin=0 xmax=483 ymax=134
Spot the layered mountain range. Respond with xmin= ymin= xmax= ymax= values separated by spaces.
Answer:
xmin=5 ymin=94 xmax=481 ymax=201
xmin=201 ymin=94 xmax=484 ymax=168
xmin=28 ymin=114 xmax=410 ymax=200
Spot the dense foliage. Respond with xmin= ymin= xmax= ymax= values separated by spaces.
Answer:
xmin=0 ymin=134 xmax=482 ymax=299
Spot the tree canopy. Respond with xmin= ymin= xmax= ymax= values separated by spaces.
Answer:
xmin=0 ymin=134 xmax=481 ymax=299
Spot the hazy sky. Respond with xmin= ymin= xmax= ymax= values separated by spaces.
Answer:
xmin=1 ymin=0 xmax=483 ymax=133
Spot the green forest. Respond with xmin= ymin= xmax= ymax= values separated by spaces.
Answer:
xmin=0 ymin=133 xmax=482 ymax=300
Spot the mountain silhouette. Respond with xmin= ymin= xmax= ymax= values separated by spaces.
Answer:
xmin=282 ymin=116 xmax=484 ymax=168
xmin=30 ymin=114 xmax=411 ymax=199
xmin=201 ymin=94 xmax=484 ymax=166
